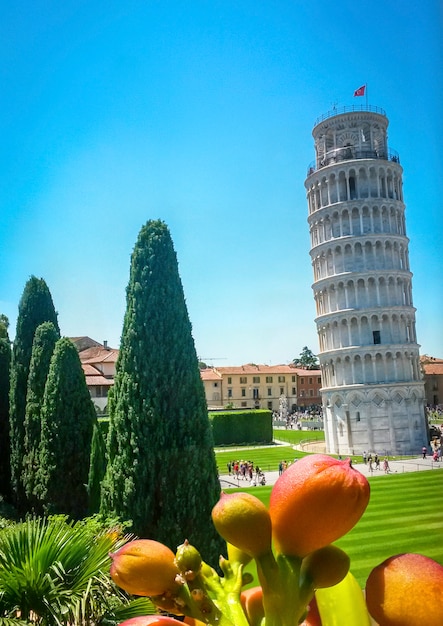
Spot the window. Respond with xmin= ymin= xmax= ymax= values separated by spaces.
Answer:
xmin=292 ymin=387 xmax=296 ymax=395
xmin=356 ymin=411 xmax=361 ymax=422
xmin=278 ymin=376 xmax=285 ymax=383
xmin=227 ymin=388 xmax=232 ymax=398
xmin=240 ymin=376 xmax=247 ymax=384
xmin=373 ymin=330 xmax=381 ymax=344
xmin=318 ymin=377 xmax=321 ymax=384
xmin=267 ymin=388 xmax=272 ymax=396
xmin=309 ymin=389 xmax=314 ymax=396
xmin=228 ymin=377 xmax=232 ymax=384
xmin=280 ymin=387 xmax=284 ymax=395
xmin=213 ymin=382 xmax=218 ymax=387
xmin=349 ymin=176 xmax=356 ymax=199
xmin=93 ymin=386 xmax=108 ymax=398
xmin=309 ymin=377 xmax=313 ymax=384
xmin=267 ymin=401 xmax=273 ymax=410
xmin=253 ymin=376 xmax=260 ymax=383
xmin=292 ymin=376 xmax=296 ymax=382
xmin=266 ymin=376 xmax=273 ymax=383
xmin=241 ymin=401 xmax=247 ymax=407
xmin=300 ymin=391 xmax=305 ymax=397
xmin=253 ymin=388 xmax=259 ymax=399
xmin=241 ymin=388 xmax=246 ymax=397
xmin=300 ymin=377 xmax=305 ymax=384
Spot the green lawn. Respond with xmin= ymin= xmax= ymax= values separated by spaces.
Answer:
xmin=215 ymin=445 xmax=305 ymax=474
xmin=214 ymin=429 xmax=325 ymax=474
xmin=272 ymin=429 xmax=325 ymax=445
xmin=225 ymin=471 xmax=443 ymax=588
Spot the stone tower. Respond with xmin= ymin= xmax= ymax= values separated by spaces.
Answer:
xmin=305 ymin=105 xmax=427 ymax=456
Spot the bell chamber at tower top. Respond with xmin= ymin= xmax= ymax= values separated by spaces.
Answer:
xmin=306 ymin=106 xmax=400 ymax=175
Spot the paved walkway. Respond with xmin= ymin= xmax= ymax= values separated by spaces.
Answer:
xmin=219 ymin=450 xmax=442 ymax=489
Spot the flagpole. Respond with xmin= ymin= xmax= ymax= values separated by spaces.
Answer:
xmin=366 ymin=83 xmax=368 ymax=108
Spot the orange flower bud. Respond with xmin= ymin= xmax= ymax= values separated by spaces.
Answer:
xmin=211 ymin=492 xmax=272 ymax=557
xmin=118 ymin=617 xmax=183 ymax=625
xmin=366 ymin=553 xmax=443 ymax=625
xmin=110 ymin=539 xmax=181 ymax=597
xmin=240 ymin=586 xmax=264 ymax=626
xmin=300 ymin=597 xmax=322 ymax=626
xmin=269 ymin=454 xmax=370 ymax=557
xmin=300 ymin=545 xmax=350 ymax=589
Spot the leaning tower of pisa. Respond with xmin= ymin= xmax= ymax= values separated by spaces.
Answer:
xmin=305 ymin=105 xmax=428 ymax=456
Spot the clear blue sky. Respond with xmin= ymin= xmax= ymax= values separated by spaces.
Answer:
xmin=1 ymin=1 xmax=442 ymax=365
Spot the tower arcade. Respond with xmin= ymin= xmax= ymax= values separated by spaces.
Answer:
xmin=305 ymin=105 xmax=427 ymax=455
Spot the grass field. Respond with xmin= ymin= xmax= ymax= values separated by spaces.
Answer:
xmin=225 ymin=471 xmax=443 ymax=588
xmin=215 ymin=445 xmax=304 ymax=474
xmin=214 ymin=429 xmax=325 ymax=474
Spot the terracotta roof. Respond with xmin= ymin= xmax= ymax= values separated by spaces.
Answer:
xmin=70 ymin=336 xmax=103 ymax=351
xmin=213 ymin=364 xmax=320 ymax=375
xmin=79 ymin=346 xmax=119 ymax=364
xmin=200 ymin=368 xmax=222 ymax=381
xmin=423 ymin=362 xmax=443 ymax=375
xmin=82 ymin=363 xmax=103 ymax=376
xmin=85 ymin=375 xmax=114 ymax=387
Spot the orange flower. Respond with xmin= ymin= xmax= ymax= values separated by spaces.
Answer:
xmin=269 ymin=454 xmax=370 ymax=557
xmin=300 ymin=597 xmax=322 ymax=626
xmin=240 ymin=586 xmax=264 ymax=626
xmin=110 ymin=539 xmax=181 ymax=597
xmin=366 ymin=553 xmax=443 ymax=625
xmin=211 ymin=492 xmax=272 ymax=557
xmin=118 ymin=617 xmax=183 ymax=625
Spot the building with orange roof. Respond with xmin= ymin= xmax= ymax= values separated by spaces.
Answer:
xmin=421 ymin=355 xmax=443 ymax=407
xmin=73 ymin=338 xmax=118 ymax=412
xmin=201 ymin=364 xmax=322 ymax=412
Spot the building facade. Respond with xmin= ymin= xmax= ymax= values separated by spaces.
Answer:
xmin=305 ymin=105 xmax=427 ymax=455
xmin=421 ymin=356 xmax=443 ymax=408
xmin=73 ymin=338 xmax=117 ymax=412
xmin=201 ymin=364 xmax=322 ymax=412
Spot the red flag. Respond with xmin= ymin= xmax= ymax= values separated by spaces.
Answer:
xmin=354 ymin=85 xmax=366 ymax=97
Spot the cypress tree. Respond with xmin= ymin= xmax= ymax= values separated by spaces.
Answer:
xmin=36 ymin=337 xmax=94 ymax=518
xmin=0 ymin=315 xmax=12 ymax=501
xmin=9 ymin=277 xmax=59 ymax=508
xmin=87 ymin=417 xmax=107 ymax=515
xmin=22 ymin=321 xmax=60 ymax=511
xmin=101 ymin=220 xmax=223 ymax=563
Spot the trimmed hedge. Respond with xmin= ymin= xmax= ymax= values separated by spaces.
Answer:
xmin=98 ymin=410 xmax=273 ymax=447
xmin=209 ymin=410 xmax=273 ymax=446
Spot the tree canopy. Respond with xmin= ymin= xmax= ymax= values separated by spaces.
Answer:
xmin=293 ymin=346 xmax=319 ymax=370
xmin=9 ymin=276 xmax=59 ymax=508
xmin=101 ymin=219 xmax=223 ymax=563
xmin=36 ymin=337 xmax=95 ymax=518
xmin=0 ymin=315 xmax=11 ymax=500
xmin=22 ymin=321 xmax=60 ymax=511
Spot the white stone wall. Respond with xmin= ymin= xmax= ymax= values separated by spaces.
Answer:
xmin=305 ymin=107 xmax=427 ymax=455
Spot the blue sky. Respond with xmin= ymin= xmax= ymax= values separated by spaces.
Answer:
xmin=1 ymin=0 xmax=442 ymax=365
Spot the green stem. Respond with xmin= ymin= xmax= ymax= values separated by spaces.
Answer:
xmin=256 ymin=552 xmax=313 ymax=626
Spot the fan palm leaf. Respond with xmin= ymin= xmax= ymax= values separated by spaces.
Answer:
xmin=0 ymin=516 xmax=134 ymax=625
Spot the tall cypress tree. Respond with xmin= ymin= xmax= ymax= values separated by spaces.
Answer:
xmin=9 ymin=277 xmax=59 ymax=508
xmin=101 ymin=220 xmax=223 ymax=563
xmin=0 ymin=315 xmax=12 ymax=501
xmin=22 ymin=321 xmax=60 ymax=512
xmin=87 ymin=417 xmax=107 ymax=515
xmin=36 ymin=337 xmax=94 ymax=518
